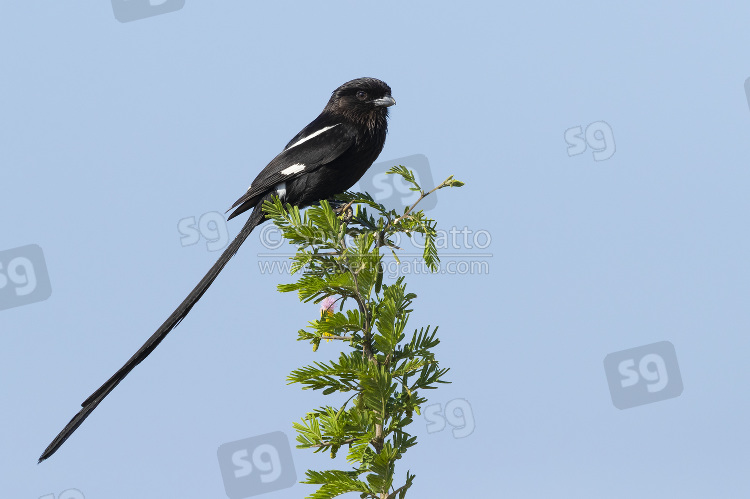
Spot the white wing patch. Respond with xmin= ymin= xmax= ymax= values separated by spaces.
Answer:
xmin=285 ymin=124 xmax=340 ymax=151
xmin=280 ymin=163 xmax=305 ymax=175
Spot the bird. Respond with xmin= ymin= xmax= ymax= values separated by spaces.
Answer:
xmin=39 ymin=77 xmax=395 ymax=462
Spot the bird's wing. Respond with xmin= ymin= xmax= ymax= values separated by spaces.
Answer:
xmin=227 ymin=122 xmax=357 ymax=219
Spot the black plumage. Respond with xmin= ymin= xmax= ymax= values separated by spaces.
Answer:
xmin=228 ymin=77 xmax=394 ymax=218
xmin=39 ymin=77 xmax=395 ymax=463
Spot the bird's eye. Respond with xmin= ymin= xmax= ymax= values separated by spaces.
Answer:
xmin=356 ymin=90 xmax=368 ymax=101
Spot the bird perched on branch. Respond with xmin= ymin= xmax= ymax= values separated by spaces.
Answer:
xmin=39 ymin=77 xmax=395 ymax=462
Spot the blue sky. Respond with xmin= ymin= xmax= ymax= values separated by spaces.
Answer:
xmin=2 ymin=2 xmax=750 ymax=498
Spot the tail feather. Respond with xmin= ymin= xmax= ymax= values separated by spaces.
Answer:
xmin=39 ymin=201 xmax=269 ymax=463
xmin=227 ymin=191 xmax=263 ymax=221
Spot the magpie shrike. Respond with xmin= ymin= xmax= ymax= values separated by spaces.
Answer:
xmin=39 ymin=77 xmax=395 ymax=462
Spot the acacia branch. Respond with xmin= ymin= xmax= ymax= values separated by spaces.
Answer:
xmin=385 ymin=181 xmax=443 ymax=231
xmin=385 ymin=483 xmax=410 ymax=499
xmin=307 ymin=437 xmax=357 ymax=448
xmin=320 ymin=334 xmax=352 ymax=341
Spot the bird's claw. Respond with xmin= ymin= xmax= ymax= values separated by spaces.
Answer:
xmin=329 ymin=199 xmax=354 ymax=222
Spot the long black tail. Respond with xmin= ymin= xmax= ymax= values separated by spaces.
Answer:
xmin=39 ymin=204 xmax=267 ymax=463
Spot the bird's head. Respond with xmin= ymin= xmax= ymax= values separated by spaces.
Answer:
xmin=326 ymin=77 xmax=395 ymax=125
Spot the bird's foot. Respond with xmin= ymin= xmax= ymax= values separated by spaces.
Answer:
xmin=329 ymin=199 xmax=354 ymax=222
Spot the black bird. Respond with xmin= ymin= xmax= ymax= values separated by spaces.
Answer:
xmin=39 ymin=77 xmax=395 ymax=462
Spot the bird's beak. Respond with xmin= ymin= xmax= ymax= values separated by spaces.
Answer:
xmin=372 ymin=96 xmax=396 ymax=107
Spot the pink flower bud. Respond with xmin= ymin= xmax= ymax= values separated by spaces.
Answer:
xmin=320 ymin=296 xmax=336 ymax=316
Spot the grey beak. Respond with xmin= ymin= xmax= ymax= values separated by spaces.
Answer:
xmin=372 ymin=96 xmax=396 ymax=107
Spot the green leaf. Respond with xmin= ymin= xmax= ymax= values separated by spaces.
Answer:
xmin=386 ymin=166 xmax=421 ymax=193
xmin=302 ymin=470 xmax=371 ymax=499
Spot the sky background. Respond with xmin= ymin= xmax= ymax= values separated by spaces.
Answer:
xmin=2 ymin=2 xmax=750 ymax=498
